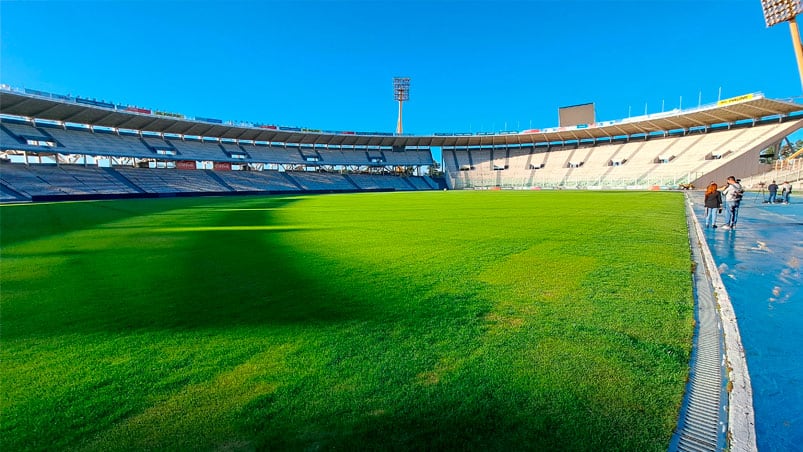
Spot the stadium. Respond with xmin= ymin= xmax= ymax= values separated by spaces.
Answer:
xmin=2 ymin=2 xmax=803 ymax=451
xmin=2 ymin=87 xmax=802 ymax=200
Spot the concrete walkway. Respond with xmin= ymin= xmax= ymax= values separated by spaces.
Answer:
xmin=670 ymin=196 xmax=730 ymax=452
xmin=700 ymin=199 xmax=802 ymax=451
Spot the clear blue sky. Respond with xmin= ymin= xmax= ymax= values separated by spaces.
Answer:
xmin=1 ymin=0 xmax=800 ymax=135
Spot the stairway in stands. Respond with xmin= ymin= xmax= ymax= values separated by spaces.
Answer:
xmin=280 ymin=172 xmax=305 ymax=190
xmin=0 ymin=182 xmax=28 ymax=201
xmin=103 ymin=167 xmax=146 ymax=193
xmin=204 ymin=170 xmax=236 ymax=191
xmin=341 ymin=173 xmax=361 ymax=189
xmin=401 ymin=177 xmax=418 ymax=190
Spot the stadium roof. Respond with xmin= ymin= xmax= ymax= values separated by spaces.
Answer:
xmin=2 ymin=88 xmax=802 ymax=148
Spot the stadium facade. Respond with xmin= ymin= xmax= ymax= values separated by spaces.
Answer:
xmin=1 ymin=86 xmax=802 ymax=201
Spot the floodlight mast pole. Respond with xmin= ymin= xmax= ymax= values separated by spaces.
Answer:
xmin=788 ymin=16 xmax=803 ymax=92
xmin=761 ymin=0 xmax=803 ymax=93
xmin=393 ymin=77 xmax=410 ymax=134
xmin=398 ymin=100 xmax=404 ymax=134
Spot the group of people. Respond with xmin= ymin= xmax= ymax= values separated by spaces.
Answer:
xmin=766 ymin=180 xmax=793 ymax=205
xmin=703 ymin=177 xmax=795 ymax=230
xmin=702 ymin=176 xmax=744 ymax=230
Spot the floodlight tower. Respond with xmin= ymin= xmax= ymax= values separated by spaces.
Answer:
xmin=761 ymin=0 xmax=803 ymax=92
xmin=393 ymin=77 xmax=410 ymax=134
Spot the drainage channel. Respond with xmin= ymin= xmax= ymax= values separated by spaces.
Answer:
xmin=670 ymin=193 xmax=756 ymax=452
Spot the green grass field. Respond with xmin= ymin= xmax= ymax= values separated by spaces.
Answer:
xmin=1 ymin=191 xmax=694 ymax=451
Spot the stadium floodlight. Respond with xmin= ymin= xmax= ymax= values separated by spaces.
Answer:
xmin=393 ymin=77 xmax=410 ymax=134
xmin=761 ymin=0 xmax=803 ymax=91
xmin=762 ymin=0 xmax=802 ymax=26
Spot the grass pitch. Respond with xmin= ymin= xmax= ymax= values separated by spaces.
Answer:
xmin=1 ymin=191 xmax=694 ymax=451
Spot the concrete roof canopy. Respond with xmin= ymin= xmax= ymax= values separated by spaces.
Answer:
xmin=1 ymin=88 xmax=801 ymax=148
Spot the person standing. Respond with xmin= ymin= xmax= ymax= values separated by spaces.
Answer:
xmin=703 ymin=182 xmax=722 ymax=228
xmin=721 ymin=176 xmax=744 ymax=230
xmin=781 ymin=181 xmax=792 ymax=204
xmin=768 ymin=180 xmax=778 ymax=204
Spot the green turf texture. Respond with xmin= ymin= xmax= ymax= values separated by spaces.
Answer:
xmin=1 ymin=191 xmax=694 ymax=451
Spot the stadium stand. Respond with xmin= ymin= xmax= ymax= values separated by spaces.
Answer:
xmin=3 ymin=86 xmax=802 ymax=200
xmin=3 ymin=122 xmax=43 ymax=141
xmin=346 ymin=174 xmax=416 ymax=191
xmin=245 ymin=145 xmax=307 ymax=164
xmin=41 ymin=126 xmax=153 ymax=158
xmin=3 ymin=121 xmax=56 ymax=141
xmin=141 ymin=136 xmax=173 ymax=150
xmin=422 ymin=176 xmax=442 ymax=189
xmin=444 ymin=119 xmax=803 ymax=189
xmin=213 ymin=170 xmax=301 ymax=192
xmin=1 ymin=122 xmax=64 ymax=153
xmin=385 ymin=149 xmax=434 ymax=166
xmin=0 ymin=163 xmax=70 ymax=197
xmin=288 ymin=171 xmax=358 ymax=191
xmin=0 ymin=124 xmax=22 ymax=144
xmin=114 ymin=167 xmax=230 ymax=193
xmin=407 ymin=176 xmax=436 ymax=190
xmin=219 ymin=142 xmax=248 ymax=158
xmin=471 ymin=148 xmax=492 ymax=171
xmin=315 ymin=149 xmax=356 ymax=165
xmin=0 ymin=163 xmax=139 ymax=198
xmin=164 ymin=138 xmax=230 ymax=161
xmin=0 ymin=162 xmax=439 ymax=200
xmin=0 ymin=184 xmax=25 ymax=201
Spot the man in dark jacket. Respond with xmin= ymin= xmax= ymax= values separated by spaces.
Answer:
xmin=768 ymin=180 xmax=778 ymax=204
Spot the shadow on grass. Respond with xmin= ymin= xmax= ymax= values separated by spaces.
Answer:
xmin=3 ymin=196 xmax=386 ymax=339
xmin=0 ymin=197 xmax=217 ymax=246
xmin=1 ymin=249 xmax=88 ymax=259
xmin=163 ymin=198 xmax=370 ymax=328
xmin=235 ymin=375 xmax=666 ymax=451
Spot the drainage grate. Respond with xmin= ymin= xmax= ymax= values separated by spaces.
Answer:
xmin=669 ymin=196 xmax=728 ymax=452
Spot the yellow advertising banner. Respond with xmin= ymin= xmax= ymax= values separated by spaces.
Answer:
xmin=717 ymin=93 xmax=754 ymax=106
